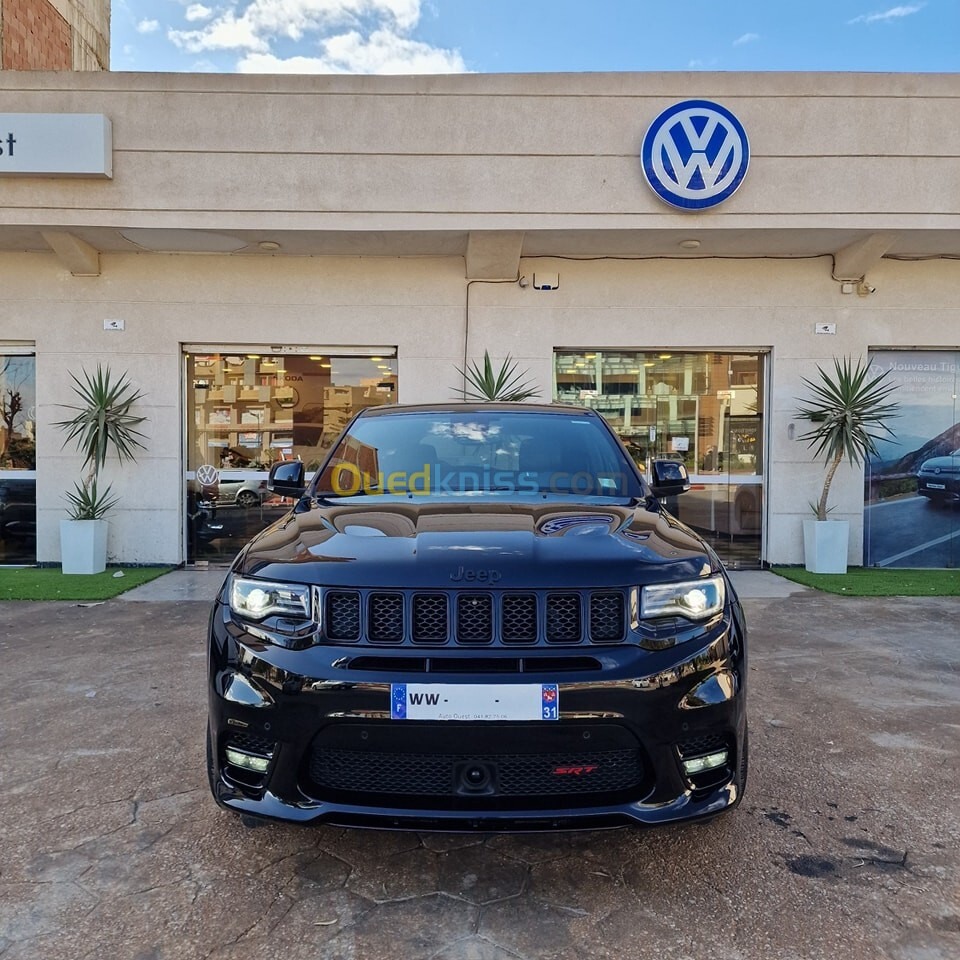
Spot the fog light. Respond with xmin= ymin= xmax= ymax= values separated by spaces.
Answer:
xmin=682 ymin=749 xmax=728 ymax=776
xmin=225 ymin=748 xmax=270 ymax=773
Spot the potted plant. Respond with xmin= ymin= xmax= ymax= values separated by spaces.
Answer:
xmin=55 ymin=366 xmax=148 ymax=574
xmin=455 ymin=350 xmax=540 ymax=402
xmin=795 ymin=357 xmax=899 ymax=573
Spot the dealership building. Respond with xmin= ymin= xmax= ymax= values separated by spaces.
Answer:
xmin=0 ymin=67 xmax=958 ymax=570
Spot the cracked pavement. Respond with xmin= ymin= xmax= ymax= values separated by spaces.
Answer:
xmin=1 ymin=590 xmax=959 ymax=960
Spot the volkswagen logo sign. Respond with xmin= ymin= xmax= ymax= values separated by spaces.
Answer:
xmin=641 ymin=99 xmax=749 ymax=210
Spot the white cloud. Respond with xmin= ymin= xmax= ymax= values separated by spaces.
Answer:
xmin=185 ymin=4 xmax=214 ymax=21
xmin=733 ymin=32 xmax=760 ymax=46
xmin=170 ymin=12 xmax=269 ymax=52
xmin=136 ymin=19 xmax=161 ymax=33
xmin=848 ymin=4 xmax=924 ymax=24
xmin=687 ymin=58 xmax=718 ymax=69
xmin=170 ymin=1 xmax=465 ymax=74
xmin=171 ymin=0 xmax=422 ymax=51
xmin=238 ymin=27 xmax=465 ymax=73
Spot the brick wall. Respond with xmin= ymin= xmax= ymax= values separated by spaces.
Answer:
xmin=1 ymin=0 xmax=74 ymax=70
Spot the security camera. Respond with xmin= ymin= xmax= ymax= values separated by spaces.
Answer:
xmin=857 ymin=280 xmax=877 ymax=296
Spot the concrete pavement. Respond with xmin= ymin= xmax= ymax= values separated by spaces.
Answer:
xmin=1 ymin=585 xmax=958 ymax=960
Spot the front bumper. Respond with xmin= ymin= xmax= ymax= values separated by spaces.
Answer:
xmin=918 ymin=474 xmax=960 ymax=502
xmin=207 ymin=602 xmax=747 ymax=831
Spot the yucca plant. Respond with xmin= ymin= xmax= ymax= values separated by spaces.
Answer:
xmin=455 ymin=351 xmax=540 ymax=402
xmin=795 ymin=357 xmax=899 ymax=521
xmin=55 ymin=365 xmax=148 ymax=520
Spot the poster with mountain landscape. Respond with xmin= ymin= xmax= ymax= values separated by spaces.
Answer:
xmin=863 ymin=350 xmax=960 ymax=568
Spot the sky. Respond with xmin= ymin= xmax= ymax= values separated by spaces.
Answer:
xmin=111 ymin=1 xmax=960 ymax=75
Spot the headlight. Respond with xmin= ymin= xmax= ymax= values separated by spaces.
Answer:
xmin=230 ymin=577 xmax=311 ymax=621
xmin=641 ymin=576 xmax=725 ymax=621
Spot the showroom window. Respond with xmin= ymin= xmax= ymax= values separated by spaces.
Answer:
xmin=184 ymin=348 xmax=397 ymax=564
xmin=0 ymin=349 xmax=36 ymax=565
xmin=554 ymin=349 xmax=766 ymax=568
xmin=864 ymin=350 xmax=959 ymax=569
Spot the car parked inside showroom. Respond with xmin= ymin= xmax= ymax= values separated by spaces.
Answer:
xmin=207 ymin=403 xmax=748 ymax=831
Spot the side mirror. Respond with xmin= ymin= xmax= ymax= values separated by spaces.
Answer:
xmin=650 ymin=459 xmax=691 ymax=498
xmin=267 ymin=460 xmax=306 ymax=498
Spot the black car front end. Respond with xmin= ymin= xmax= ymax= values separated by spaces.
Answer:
xmin=208 ymin=557 xmax=747 ymax=831
xmin=206 ymin=403 xmax=748 ymax=832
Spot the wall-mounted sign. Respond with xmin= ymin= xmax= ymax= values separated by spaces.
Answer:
xmin=0 ymin=114 xmax=112 ymax=178
xmin=641 ymin=100 xmax=748 ymax=210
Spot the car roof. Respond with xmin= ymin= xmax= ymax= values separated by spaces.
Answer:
xmin=356 ymin=402 xmax=598 ymax=418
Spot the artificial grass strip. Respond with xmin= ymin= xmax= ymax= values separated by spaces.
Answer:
xmin=0 ymin=566 xmax=172 ymax=601
xmin=771 ymin=566 xmax=960 ymax=597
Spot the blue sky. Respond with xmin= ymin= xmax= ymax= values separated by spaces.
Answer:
xmin=112 ymin=1 xmax=959 ymax=74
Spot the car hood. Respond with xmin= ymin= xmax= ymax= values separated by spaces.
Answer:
xmin=920 ymin=455 xmax=960 ymax=473
xmin=238 ymin=496 xmax=715 ymax=588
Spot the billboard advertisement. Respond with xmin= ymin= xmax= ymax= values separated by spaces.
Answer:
xmin=864 ymin=351 xmax=960 ymax=568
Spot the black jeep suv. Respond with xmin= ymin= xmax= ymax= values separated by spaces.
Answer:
xmin=207 ymin=404 xmax=748 ymax=831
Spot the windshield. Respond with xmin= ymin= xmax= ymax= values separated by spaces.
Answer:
xmin=314 ymin=409 xmax=644 ymax=498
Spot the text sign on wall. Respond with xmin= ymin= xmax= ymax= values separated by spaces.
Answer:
xmin=0 ymin=114 xmax=112 ymax=178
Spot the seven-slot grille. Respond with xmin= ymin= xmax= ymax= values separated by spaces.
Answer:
xmin=324 ymin=589 xmax=626 ymax=646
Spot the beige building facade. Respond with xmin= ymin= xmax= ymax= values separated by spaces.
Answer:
xmin=0 ymin=70 xmax=958 ymax=569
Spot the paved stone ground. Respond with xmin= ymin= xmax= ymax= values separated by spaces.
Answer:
xmin=1 ymin=591 xmax=959 ymax=960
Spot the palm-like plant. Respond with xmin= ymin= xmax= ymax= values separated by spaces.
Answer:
xmin=55 ymin=365 xmax=148 ymax=520
xmin=795 ymin=357 xmax=899 ymax=521
xmin=455 ymin=351 xmax=540 ymax=402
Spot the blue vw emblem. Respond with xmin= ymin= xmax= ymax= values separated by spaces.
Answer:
xmin=641 ymin=99 xmax=749 ymax=210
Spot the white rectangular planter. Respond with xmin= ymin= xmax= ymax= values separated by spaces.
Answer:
xmin=60 ymin=519 xmax=109 ymax=575
xmin=802 ymin=519 xmax=849 ymax=574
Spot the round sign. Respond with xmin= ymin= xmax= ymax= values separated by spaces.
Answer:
xmin=641 ymin=99 xmax=749 ymax=210
xmin=196 ymin=464 xmax=219 ymax=487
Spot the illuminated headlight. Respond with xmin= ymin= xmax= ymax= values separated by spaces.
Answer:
xmin=641 ymin=576 xmax=725 ymax=621
xmin=230 ymin=577 xmax=311 ymax=621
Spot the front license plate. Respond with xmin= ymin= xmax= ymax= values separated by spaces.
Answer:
xmin=926 ymin=483 xmax=946 ymax=490
xmin=391 ymin=683 xmax=559 ymax=721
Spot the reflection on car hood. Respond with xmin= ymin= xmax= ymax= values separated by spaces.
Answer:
xmin=239 ymin=496 xmax=714 ymax=588
xmin=920 ymin=454 xmax=960 ymax=472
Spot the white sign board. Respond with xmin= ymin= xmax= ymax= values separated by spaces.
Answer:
xmin=0 ymin=114 xmax=112 ymax=178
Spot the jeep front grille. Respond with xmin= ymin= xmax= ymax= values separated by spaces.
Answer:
xmin=545 ymin=594 xmax=581 ymax=643
xmin=368 ymin=593 xmax=404 ymax=643
xmin=456 ymin=594 xmax=494 ymax=643
xmin=412 ymin=594 xmax=448 ymax=643
xmin=501 ymin=594 xmax=538 ymax=643
xmin=323 ymin=589 xmax=626 ymax=646
xmin=326 ymin=592 xmax=360 ymax=641
xmin=589 ymin=593 xmax=625 ymax=642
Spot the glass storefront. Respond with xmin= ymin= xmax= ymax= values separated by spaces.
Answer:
xmin=185 ymin=349 xmax=397 ymax=564
xmin=864 ymin=350 xmax=960 ymax=568
xmin=0 ymin=351 xmax=36 ymax=565
xmin=554 ymin=350 xmax=765 ymax=568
